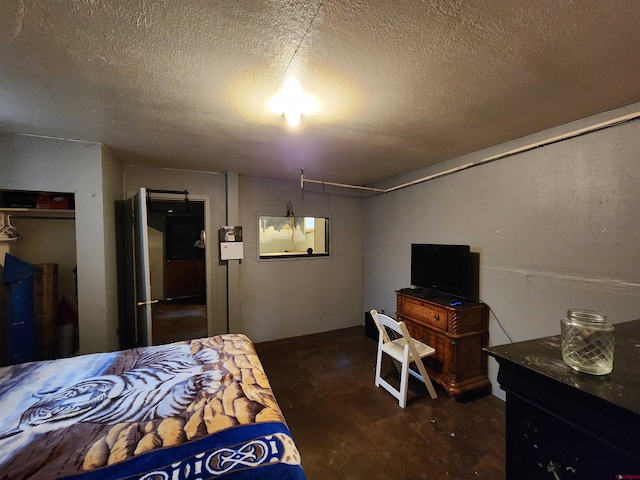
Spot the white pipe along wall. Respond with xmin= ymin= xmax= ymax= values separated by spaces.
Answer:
xmin=301 ymin=109 xmax=640 ymax=194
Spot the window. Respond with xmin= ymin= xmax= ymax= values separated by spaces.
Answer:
xmin=258 ymin=215 xmax=329 ymax=259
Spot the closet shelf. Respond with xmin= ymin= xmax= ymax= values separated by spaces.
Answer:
xmin=0 ymin=207 xmax=75 ymax=220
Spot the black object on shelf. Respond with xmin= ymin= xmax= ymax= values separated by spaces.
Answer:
xmin=364 ymin=311 xmax=378 ymax=341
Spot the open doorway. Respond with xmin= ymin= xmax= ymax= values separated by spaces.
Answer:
xmin=124 ymin=188 xmax=210 ymax=347
xmin=146 ymin=198 xmax=207 ymax=345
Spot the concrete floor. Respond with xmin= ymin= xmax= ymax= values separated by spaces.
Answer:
xmin=151 ymin=301 xmax=207 ymax=345
xmin=255 ymin=326 xmax=506 ymax=480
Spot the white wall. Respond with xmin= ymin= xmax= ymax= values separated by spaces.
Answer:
xmin=101 ymin=146 xmax=124 ymax=350
xmin=0 ymin=134 xmax=121 ymax=353
xmin=238 ymin=176 xmax=363 ymax=342
xmin=362 ymin=103 xmax=640 ymax=400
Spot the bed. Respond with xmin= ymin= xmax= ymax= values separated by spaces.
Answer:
xmin=0 ymin=334 xmax=306 ymax=480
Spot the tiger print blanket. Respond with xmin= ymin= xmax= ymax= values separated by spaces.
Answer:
xmin=0 ymin=334 xmax=306 ymax=480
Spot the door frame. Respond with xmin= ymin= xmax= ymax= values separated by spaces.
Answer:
xmin=134 ymin=187 xmax=153 ymax=346
xmin=151 ymin=189 xmax=212 ymax=336
xmin=142 ymin=191 xmax=213 ymax=340
xmin=125 ymin=190 xmax=213 ymax=347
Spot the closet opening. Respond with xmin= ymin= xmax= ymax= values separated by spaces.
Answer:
xmin=0 ymin=190 xmax=77 ymax=364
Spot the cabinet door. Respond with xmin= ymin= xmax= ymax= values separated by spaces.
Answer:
xmin=405 ymin=319 xmax=443 ymax=372
xmin=405 ymin=320 xmax=419 ymax=339
xmin=505 ymin=394 xmax=639 ymax=479
xmin=424 ymin=328 xmax=445 ymax=371
xmin=453 ymin=332 xmax=488 ymax=377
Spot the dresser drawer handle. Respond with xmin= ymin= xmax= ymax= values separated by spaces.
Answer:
xmin=434 ymin=314 xmax=439 ymax=320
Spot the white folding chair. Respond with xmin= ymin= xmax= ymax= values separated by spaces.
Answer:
xmin=370 ymin=309 xmax=438 ymax=407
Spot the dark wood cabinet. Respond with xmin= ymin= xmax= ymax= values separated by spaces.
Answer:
xmin=486 ymin=320 xmax=640 ymax=479
xmin=395 ymin=289 xmax=490 ymax=399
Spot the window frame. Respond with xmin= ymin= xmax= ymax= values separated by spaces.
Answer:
xmin=257 ymin=214 xmax=331 ymax=260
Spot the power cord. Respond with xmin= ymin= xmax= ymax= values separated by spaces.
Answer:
xmin=481 ymin=300 xmax=514 ymax=343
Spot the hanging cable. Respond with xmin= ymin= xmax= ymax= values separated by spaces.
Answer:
xmin=281 ymin=1 xmax=324 ymax=82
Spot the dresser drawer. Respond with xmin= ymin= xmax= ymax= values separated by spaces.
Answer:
xmin=398 ymin=295 xmax=448 ymax=330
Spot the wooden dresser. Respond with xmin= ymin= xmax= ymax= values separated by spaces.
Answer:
xmin=396 ymin=288 xmax=490 ymax=399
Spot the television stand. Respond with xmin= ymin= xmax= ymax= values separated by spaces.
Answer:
xmin=396 ymin=289 xmax=490 ymax=399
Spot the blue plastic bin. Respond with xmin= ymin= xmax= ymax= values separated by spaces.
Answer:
xmin=2 ymin=254 xmax=40 ymax=364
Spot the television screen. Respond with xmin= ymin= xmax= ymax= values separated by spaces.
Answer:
xmin=410 ymin=244 xmax=477 ymax=300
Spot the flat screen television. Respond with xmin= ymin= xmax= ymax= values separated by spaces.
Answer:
xmin=410 ymin=243 xmax=478 ymax=301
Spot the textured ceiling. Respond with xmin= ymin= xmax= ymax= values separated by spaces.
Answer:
xmin=1 ymin=1 xmax=640 ymax=186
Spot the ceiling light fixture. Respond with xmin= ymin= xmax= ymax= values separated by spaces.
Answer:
xmin=268 ymin=76 xmax=320 ymax=128
xmin=268 ymin=1 xmax=324 ymax=128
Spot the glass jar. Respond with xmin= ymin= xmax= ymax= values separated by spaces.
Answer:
xmin=561 ymin=309 xmax=614 ymax=375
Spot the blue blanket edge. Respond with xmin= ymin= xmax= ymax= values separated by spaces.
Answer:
xmin=59 ymin=421 xmax=306 ymax=480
